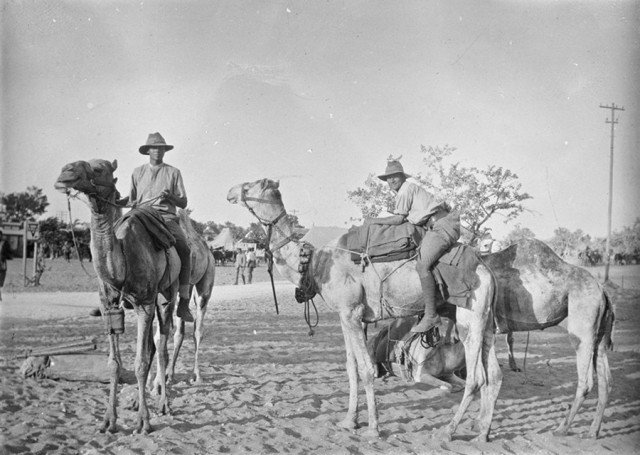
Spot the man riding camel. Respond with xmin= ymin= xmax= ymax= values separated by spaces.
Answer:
xmin=366 ymin=157 xmax=460 ymax=339
xmin=123 ymin=132 xmax=194 ymax=322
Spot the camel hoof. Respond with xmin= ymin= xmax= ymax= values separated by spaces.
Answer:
xmin=336 ymin=418 xmax=358 ymax=431
xmin=362 ymin=427 xmax=380 ymax=439
xmin=433 ymin=428 xmax=452 ymax=442
xmin=471 ymin=434 xmax=489 ymax=443
xmin=552 ymin=428 xmax=568 ymax=437
xmin=99 ymin=421 xmax=117 ymax=434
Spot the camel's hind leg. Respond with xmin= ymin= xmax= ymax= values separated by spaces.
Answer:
xmin=168 ymin=288 xmax=190 ymax=384
xmin=337 ymin=307 xmax=379 ymax=437
xmin=474 ymin=326 xmax=502 ymax=442
xmin=438 ymin=269 xmax=497 ymax=442
xmin=554 ymin=295 xmax=599 ymax=437
xmin=506 ymin=332 xmax=522 ymax=372
xmin=191 ymin=282 xmax=212 ymax=384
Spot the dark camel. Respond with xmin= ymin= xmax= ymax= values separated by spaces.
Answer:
xmin=54 ymin=159 xmax=207 ymax=433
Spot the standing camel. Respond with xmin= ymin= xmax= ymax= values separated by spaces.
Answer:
xmin=228 ymin=178 xmax=502 ymax=441
xmin=55 ymin=159 xmax=181 ymax=434
xmin=482 ymin=238 xmax=614 ymax=438
xmin=163 ymin=209 xmax=215 ymax=385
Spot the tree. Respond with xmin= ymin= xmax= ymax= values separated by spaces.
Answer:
xmin=610 ymin=218 xmax=640 ymax=256
xmin=347 ymin=145 xmax=532 ymax=244
xmin=39 ymin=217 xmax=70 ymax=258
xmin=503 ymin=224 xmax=536 ymax=247
xmin=548 ymin=227 xmax=591 ymax=259
xmin=1 ymin=186 xmax=49 ymax=222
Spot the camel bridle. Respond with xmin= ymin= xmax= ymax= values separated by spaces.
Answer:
xmin=239 ymin=183 xmax=296 ymax=251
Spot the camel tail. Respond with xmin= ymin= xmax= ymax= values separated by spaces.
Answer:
xmin=598 ymin=288 xmax=615 ymax=352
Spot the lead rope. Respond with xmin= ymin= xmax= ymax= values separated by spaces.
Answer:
xmin=66 ymin=194 xmax=96 ymax=278
xmin=265 ymin=225 xmax=280 ymax=315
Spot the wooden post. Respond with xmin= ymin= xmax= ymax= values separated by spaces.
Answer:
xmin=32 ymin=241 xmax=38 ymax=277
xmin=22 ymin=221 xmax=28 ymax=286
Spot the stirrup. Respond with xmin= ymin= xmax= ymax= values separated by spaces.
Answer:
xmin=422 ymin=327 xmax=441 ymax=348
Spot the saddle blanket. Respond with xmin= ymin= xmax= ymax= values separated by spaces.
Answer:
xmin=114 ymin=207 xmax=175 ymax=251
xmin=346 ymin=223 xmax=425 ymax=263
xmin=346 ymin=222 xmax=480 ymax=309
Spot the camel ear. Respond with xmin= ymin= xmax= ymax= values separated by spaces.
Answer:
xmin=274 ymin=180 xmax=280 ymax=189
xmin=111 ymin=159 xmax=118 ymax=171
xmin=113 ymin=177 xmax=118 ymax=184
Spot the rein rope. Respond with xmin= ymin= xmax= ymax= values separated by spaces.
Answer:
xmin=65 ymin=194 xmax=96 ymax=278
xmin=240 ymin=184 xmax=320 ymax=334
xmin=240 ymin=184 xmax=293 ymax=316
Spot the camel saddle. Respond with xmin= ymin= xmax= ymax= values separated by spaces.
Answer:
xmin=114 ymin=207 xmax=176 ymax=251
xmin=346 ymin=223 xmax=480 ymax=309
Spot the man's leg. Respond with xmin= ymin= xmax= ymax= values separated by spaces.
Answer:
xmin=241 ymin=268 xmax=246 ymax=284
xmin=234 ymin=267 xmax=240 ymax=285
xmin=411 ymin=231 xmax=451 ymax=334
xmin=166 ymin=220 xmax=194 ymax=322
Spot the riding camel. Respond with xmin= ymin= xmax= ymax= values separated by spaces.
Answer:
xmin=227 ymin=178 xmax=502 ymax=441
xmin=54 ymin=159 xmax=212 ymax=434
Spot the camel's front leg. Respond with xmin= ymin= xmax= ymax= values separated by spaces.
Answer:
xmin=133 ymin=303 xmax=156 ymax=434
xmin=337 ymin=321 xmax=359 ymax=431
xmin=100 ymin=332 xmax=122 ymax=433
xmin=338 ymin=308 xmax=379 ymax=438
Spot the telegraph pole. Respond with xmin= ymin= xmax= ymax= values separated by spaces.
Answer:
xmin=599 ymin=102 xmax=624 ymax=282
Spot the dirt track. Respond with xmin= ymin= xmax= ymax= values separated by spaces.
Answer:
xmin=1 ymin=281 xmax=639 ymax=454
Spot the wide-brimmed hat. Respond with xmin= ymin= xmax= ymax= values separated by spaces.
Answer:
xmin=378 ymin=159 xmax=411 ymax=181
xmin=139 ymin=132 xmax=174 ymax=155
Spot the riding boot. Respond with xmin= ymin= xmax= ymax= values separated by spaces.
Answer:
xmin=411 ymin=271 xmax=441 ymax=334
xmin=176 ymin=284 xmax=194 ymax=322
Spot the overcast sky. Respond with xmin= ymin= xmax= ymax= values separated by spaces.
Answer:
xmin=2 ymin=0 xmax=639 ymax=241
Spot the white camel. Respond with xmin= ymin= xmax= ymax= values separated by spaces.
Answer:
xmin=228 ymin=178 xmax=502 ymax=441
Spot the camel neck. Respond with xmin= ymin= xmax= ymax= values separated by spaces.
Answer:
xmin=267 ymin=218 xmax=301 ymax=285
xmin=89 ymin=204 xmax=124 ymax=284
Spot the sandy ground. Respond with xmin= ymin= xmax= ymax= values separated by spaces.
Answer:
xmin=1 ymin=280 xmax=640 ymax=454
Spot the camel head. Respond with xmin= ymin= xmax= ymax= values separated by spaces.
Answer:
xmin=227 ymin=179 xmax=285 ymax=224
xmin=55 ymin=159 xmax=119 ymax=212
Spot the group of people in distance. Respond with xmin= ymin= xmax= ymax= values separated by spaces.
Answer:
xmin=234 ymin=247 xmax=257 ymax=285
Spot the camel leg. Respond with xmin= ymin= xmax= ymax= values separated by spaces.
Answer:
xmin=192 ymin=286 xmax=210 ymax=384
xmin=554 ymin=329 xmax=596 ymax=436
xmin=100 ymin=332 xmax=122 ymax=433
xmin=169 ymin=317 xmax=185 ymax=384
xmin=473 ymin=327 xmax=502 ymax=443
xmin=336 ymin=319 xmax=360 ymax=431
xmin=132 ymin=302 xmax=156 ymax=434
xmin=338 ymin=308 xmax=379 ymax=438
xmin=588 ymin=343 xmax=612 ymax=438
xmin=154 ymin=297 xmax=173 ymax=415
xmin=506 ymin=332 xmax=521 ymax=372
xmin=437 ymin=309 xmax=488 ymax=442
xmin=416 ymin=369 xmax=454 ymax=391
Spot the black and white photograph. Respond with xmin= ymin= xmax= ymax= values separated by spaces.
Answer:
xmin=1 ymin=1 xmax=639 ymax=454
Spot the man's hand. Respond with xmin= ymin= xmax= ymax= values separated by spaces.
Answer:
xmin=160 ymin=189 xmax=172 ymax=201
